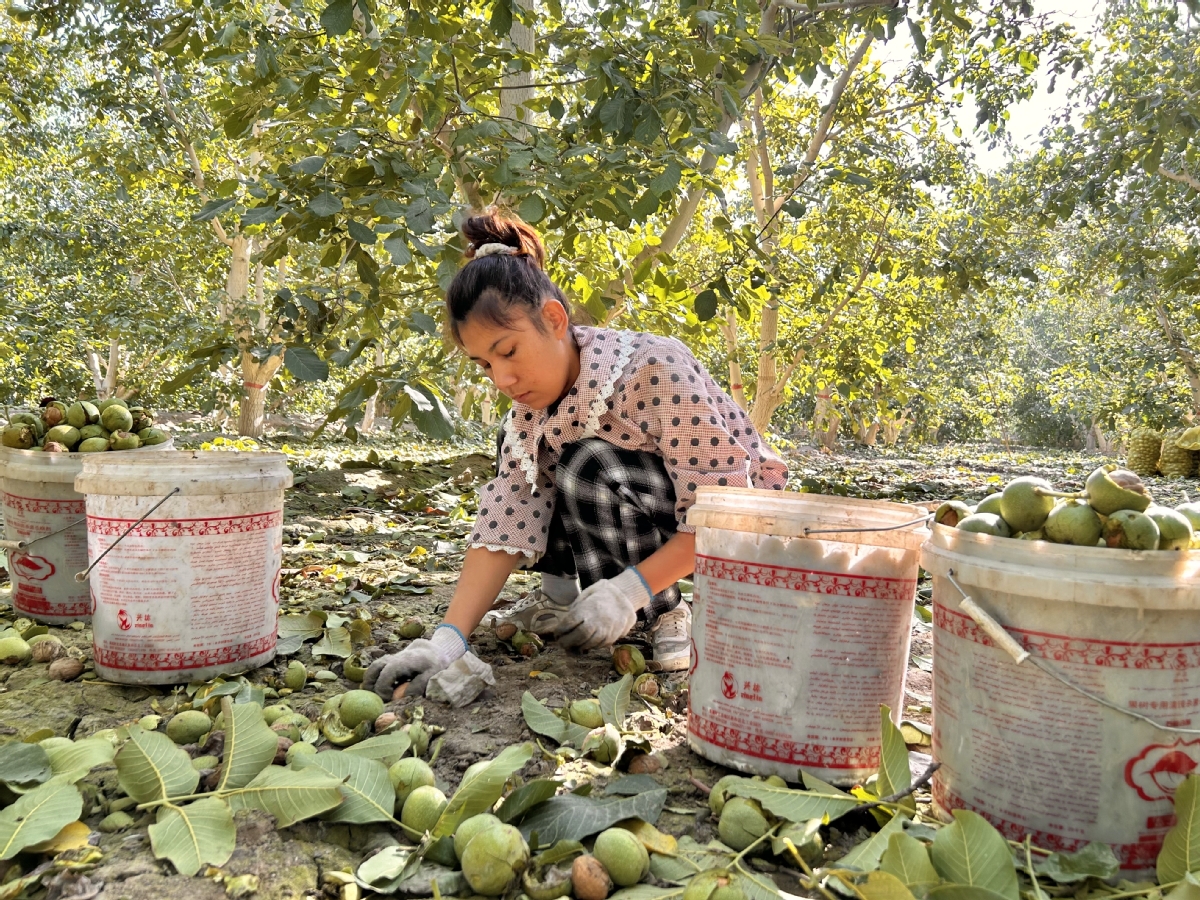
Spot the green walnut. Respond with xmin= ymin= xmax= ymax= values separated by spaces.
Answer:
xmin=460 ymin=823 xmax=530 ymax=896
xmin=78 ymin=424 xmax=107 ymax=442
xmin=718 ymin=798 xmax=770 ymax=852
xmin=65 ymin=401 xmax=100 ymax=429
xmin=108 ymin=431 xmax=140 ymax=451
xmin=1087 ymin=465 xmax=1152 ymax=515
xmin=569 ymin=699 xmax=605 ymax=729
xmin=165 ymin=710 xmax=212 ymax=745
xmin=934 ymin=500 xmax=972 ymax=527
xmin=1147 ymin=506 xmax=1194 ymax=551
xmin=612 ymin=645 xmax=646 ymax=676
xmin=389 ymin=757 xmax=436 ymax=806
xmin=1103 ymin=509 xmax=1160 ymax=550
xmin=96 ymin=398 xmax=127 ymax=414
xmin=708 ymin=774 xmax=746 ymax=816
xmin=454 ymin=812 xmax=504 ymax=860
xmin=286 ymin=741 xmax=317 ymax=765
xmin=283 ymin=661 xmax=307 ymax=690
xmin=956 ymin=512 xmax=1012 ymax=538
xmin=44 ymin=425 xmax=81 ymax=449
xmin=338 ymin=690 xmax=384 ymax=728
xmin=1043 ymin=499 xmax=1102 ymax=546
xmin=398 ymin=617 xmax=426 ymax=639
xmin=999 ymin=476 xmax=1057 ymax=534
xmin=77 ymin=437 xmax=109 ymax=453
xmin=401 ymin=784 xmax=447 ymax=834
xmin=974 ymin=493 xmax=1004 ymax=515
xmin=139 ymin=427 xmax=169 ymax=446
xmin=100 ymin=405 xmax=134 ymax=434
xmin=0 ymin=636 xmax=32 ymax=665
xmin=1 ymin=424 xmax=35 ymax=450
xmin=592 ymin=828 xmax=649 ymax=887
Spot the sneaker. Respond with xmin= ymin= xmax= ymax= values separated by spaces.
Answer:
xmin=650 ymin=603 xmax=692 ymax=671
xmin=487 ymin=590 xmax=575 ymax=637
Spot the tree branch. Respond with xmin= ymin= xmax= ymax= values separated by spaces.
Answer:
xmin=1161 ymin=166 xmax=1200 ymax=192
xmin=772 ymin=32 xmax=874 ymax=216
xmin=152 ymin=65 xmax=233 ymax=247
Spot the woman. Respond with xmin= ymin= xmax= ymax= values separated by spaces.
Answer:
xmin=364 ymin=209 xmax=788 ymax=699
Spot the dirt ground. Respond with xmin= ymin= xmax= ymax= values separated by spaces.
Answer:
xmin=0 ymin=438 xmax=1129 ymax=899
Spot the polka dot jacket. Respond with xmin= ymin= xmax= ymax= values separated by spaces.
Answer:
xmin=469 ymin=326 xmax=790 ymax=560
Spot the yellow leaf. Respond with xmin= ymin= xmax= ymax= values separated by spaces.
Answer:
xmin=618 ymin=818 xmax=678 ymax=856
xmin=27 ymin=820 xmax=91 ymax=853
xmin=900 ymin=724 xmax=930 ymax=746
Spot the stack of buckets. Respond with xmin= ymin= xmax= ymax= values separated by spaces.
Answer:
xmin=687 ymin=485 xmax=1200 ymax=881
xmin=0 ymin=446 xmax=290 ymax=684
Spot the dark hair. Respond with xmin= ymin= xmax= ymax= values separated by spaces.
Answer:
xmin=445 ymin=207 xmax=571 ymax=345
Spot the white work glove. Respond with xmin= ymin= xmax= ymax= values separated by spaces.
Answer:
xmin=364 ymin=625 xmax=468 ymax=699
xmin=555 ymin=568 xmax=653 ymax=652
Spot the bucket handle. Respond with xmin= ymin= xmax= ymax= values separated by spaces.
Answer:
xmin=945 ymin=568 xmax=1200 ymax=736
xmin=0 ymin=516 xmax=86 ymax=552
xmin=804 ymin=512 xmax=933 ymax=537
xmin=73 ymin=488 xmax=180 ymax=583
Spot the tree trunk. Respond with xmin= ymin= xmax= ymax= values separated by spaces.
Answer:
xmin=719 ymin=308 xmax=748 ymax=409
xmin=1153 ymin=299 xmax=1200 ymax=417
xmin=362 ymin=344 xmax=386 ymax=433
xmin=237 ymin=352 xmax=284 ymax=439
xmin=500 ymin=0 xmax=536 ymax=138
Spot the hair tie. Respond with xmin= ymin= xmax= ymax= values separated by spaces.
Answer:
xmin=474 ymin=242 xmax=518 ymax=259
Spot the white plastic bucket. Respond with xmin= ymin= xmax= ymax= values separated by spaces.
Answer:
xmin=922 ymin=525 xmax=1200 ymax=879
xmin=687 ymin=488 xmax=927 ymax=784
xmin=75 ymin=451 xmax=291 ymax=685
xmin=1 ymin=441 xmax=175 ymax=623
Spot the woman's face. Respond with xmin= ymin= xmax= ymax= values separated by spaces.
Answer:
xmin=458 ymin=301 xmax=579 ymax=410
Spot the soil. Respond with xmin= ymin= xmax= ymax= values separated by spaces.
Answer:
xmin=0 ymin=438 xmax=1131 ymax=898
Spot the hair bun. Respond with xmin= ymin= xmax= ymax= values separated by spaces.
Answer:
xmin=462 ymin=206 xmax=546 ymax=270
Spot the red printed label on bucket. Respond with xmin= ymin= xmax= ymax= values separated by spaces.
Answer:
xmin=3 ymin=492 xmax=90 ymax=620
xmin=932 ymin=598 xmax=1200 ymax=875
xmin=88 ymin=509 xmax=282 ymax=673
xmin=689 ymin=549 xmax=917 ymax=777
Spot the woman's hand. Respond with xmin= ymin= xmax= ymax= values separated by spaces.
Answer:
xmin=554 ymin=568 xmax=652 ymax=651
xmin=363 ymin=626 xmax=468 ymax=699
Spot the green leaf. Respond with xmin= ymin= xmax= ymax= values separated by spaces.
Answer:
xmin=608 ymin=887 xmax=684 ymax=900
xmin=344 ymin=732 xmax=413 ymax=768
xmin=521 ymin=692 xmax=592 ymax=747
xmin=649 ymin=163 xmax=682 ymax=197
xmin=929 ymin=810 xmax=1018 ymax=900
xmin=115 ymin=724 xmax=200 ymax=804
xmin=313 ymin=627 xmax=352 ymax=659
xmin=695 ymin=289 xmax=718 ymax=321
xmin=320 ymin=0 xmax=355 ymax=35
xmin=0 ymin=743 xmax=50 ymax=788
xmin=308 ymin=192 xmax=342 ymax=218
xmin=358 ymin=844 xmax=430 ymax=890
xmin=497 ymin=779 xmax=562 ymax=824
xmin=1036 ymin=841 xmax=1118 ymax=883
xmin=384 ymin=236 xmax=412 ymax=265
xmin=299 ymin=752 xmax=396 ymax=824
xmin=517 ymin=789 xmax=667 ymax=846
xmin=878 ymin=705 xmax=914 ymax=813
xmin=348 ymin=220 xmax=377 ymax=244
xmin=855 ymin=871 xmax=918 ymax=900
xmin=518 ymin=195 xmax=546 ymax=224
xmin=927 ymin=887 xmax=1014 ymax=900
xmin=217 ymin=698 xmax=278 ymax=792
xmin=649 ymin=836 xmax=731 ymax=882
xmin=1160 ymin=775 xmax=1200 ymax=883
xmin=598 ymin=675 xmax=633 ymax=728
xmin=240 ymin=205 xmax=280 ymax=227
xmin=434 ymin=743 xmax=534 ymax=837
xmin=881 ymin=832 xmax=940 ymax=888
xmin=725 ymin=780 xmax=859 ymax=823
xmin=606 ymin=775 xmax=661 ymax=796
xmin=193 ymin=197 xmax=235 ymax=222
xmin=284 ymin=346 xmax=329 ymax=382
xmin=43 ymin=738 xmax=115 ymax=784
xmin=838 ymin=813 xmax=907 ymax=871
xmin=1167 ymin=872 xmax=1200 ymax=900
xmin=0 ymin=777 xmax=82 ymax=860
xmin=224 ymin=765 xmax=346 ymax=827
xmin=490 ymin=0 xmax=512 ymax=35
xmin=292 ymin=156 xmax=325 ymax=175
xmin=406 ymin=383 xmax=455 ymax=440
xmin=148 ymin=797 xmax=236 ymax=876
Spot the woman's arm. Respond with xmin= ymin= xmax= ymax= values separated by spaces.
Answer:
xmin=443 ymin=546 xmax=526 ymax=636
xmin=635 ymin=531 xmax=696 ymax=594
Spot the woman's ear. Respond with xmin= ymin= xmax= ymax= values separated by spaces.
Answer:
xmin=541 ymin=298 xmax=570 ymax=338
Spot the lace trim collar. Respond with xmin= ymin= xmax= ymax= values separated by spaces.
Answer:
xmin=504 ymin=327 xmax=639 ymax=488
